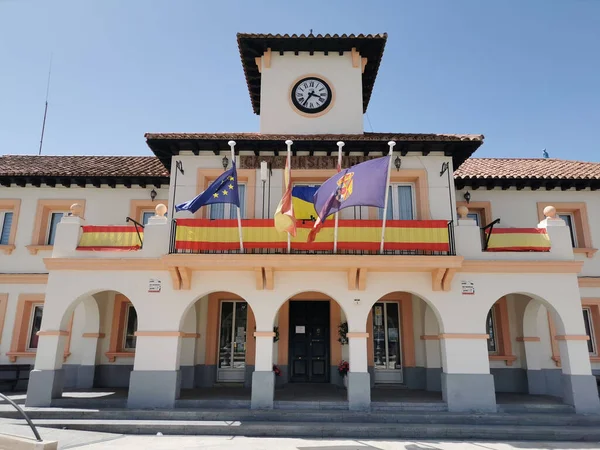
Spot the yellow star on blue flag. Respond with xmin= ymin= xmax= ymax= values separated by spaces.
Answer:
xmin=176 ymin=162 xmax=240 ymax=213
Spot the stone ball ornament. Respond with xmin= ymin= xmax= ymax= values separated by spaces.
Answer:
xmin=155 ymin=204 xmax=168 ymax=217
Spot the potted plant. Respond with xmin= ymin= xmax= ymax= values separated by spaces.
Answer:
xmin=338 ymin=360 xmax=349 ymax=388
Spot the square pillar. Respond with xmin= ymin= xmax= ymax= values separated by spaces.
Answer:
xmin=558 ymin=338 xmax=600 ymax=414
xmin=347 ymin=332 xmax=370 ymax=411
xmin=440 ymin=335 xmax=496 ymax=412
xmin=251 ymin=332 xmax=275 ymax=409
xmin=127 ymin=333 xmax=182 ymax=409
xmin=25 ymin=333 xmax=68 ymax=407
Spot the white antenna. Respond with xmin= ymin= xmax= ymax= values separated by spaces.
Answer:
xmin=38 ymin=53 xmax=53 ymax=156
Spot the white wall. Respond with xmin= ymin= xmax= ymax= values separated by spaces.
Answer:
xmin=457 ymin=187 xmax=600 ymax=276
xmin=259 ymin=51 xmax=364 ymax=134
xmin=0 ymin=185 xmax=169 ymax=274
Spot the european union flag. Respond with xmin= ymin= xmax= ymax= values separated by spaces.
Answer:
xmin=175 ymin=162 xmax=240 ymax=214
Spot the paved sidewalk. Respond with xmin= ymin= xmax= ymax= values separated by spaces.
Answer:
xmin=1 ymin=422 xmax=600 ymax=450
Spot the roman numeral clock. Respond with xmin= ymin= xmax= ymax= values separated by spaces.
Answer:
xmin=290 ymin=76 xmax=333 ymax=115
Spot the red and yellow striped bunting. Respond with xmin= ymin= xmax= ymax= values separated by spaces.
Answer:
xmin=77 ymin=226 xmax=143 ymax=251
xmin=175 ymin=219 xmax=449 ymax=252
xmin=485 ymin=228 xmax=550 ymax=252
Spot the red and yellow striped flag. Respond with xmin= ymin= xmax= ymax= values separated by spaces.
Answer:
xmin=486 ymin=228 xmax=550 ymax=252
xmin=77 ymin=226 xmax=143 ymax=251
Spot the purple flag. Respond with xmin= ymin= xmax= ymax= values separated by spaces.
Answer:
xmin=308 ymin=156 xmax=390 ymax=242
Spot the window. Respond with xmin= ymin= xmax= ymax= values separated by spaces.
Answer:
xmin=558 ymin=213 xmax=577 ymax=247
xmin=583 ymin=307 xmax=596 ymax=354
xmin=142 ymin=211 xmax=154 ymax=225
xmin=29 ymin=200 xmax=85 ymax=254
xmin=536 ymin=202 xmax=595 ymax=257
xmin=378 ymin=184 xmax=415 ymax=220
xmin=27 ymin=305 xmax=43 ymax=350
xmin=486 ymin=309 xmax=497 ymax=353
xmin=0 ymin=211 xmax=13 ymax=245
xmin=209 ymin=184 xmax=246 ymax=219
xmin=46 ymin=212 xmax=65 ymax=245
xmin=217 ymin=301 xmax=247 ymax=382
xmin=372 ymin=302 xmax=403 ymax=372
xmin=0 ymin=199 xmax=20 ymax=254
xmin=123 ymin=305 xmax=137 ymax=351
xmin=467 ymin=212 xmax=481 ymax=226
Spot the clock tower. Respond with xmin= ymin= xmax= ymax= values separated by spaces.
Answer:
xmin=237 ymin=33 xmax=387 ymax=135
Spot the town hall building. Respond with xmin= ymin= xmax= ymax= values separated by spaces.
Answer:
xmin=1 ymin=32 xmax=600 ymax=415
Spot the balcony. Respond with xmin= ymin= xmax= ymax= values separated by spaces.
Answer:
xmin=169 ymin=219 xmax=456 ymax=256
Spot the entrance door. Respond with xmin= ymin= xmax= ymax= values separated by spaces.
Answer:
xmin=372 ymin=302 xmax=403 ymax=383
xmin=217 ymin=301 xmax=247 ymax=382
xmin=289 ymin=301 xmax=330 ymax=383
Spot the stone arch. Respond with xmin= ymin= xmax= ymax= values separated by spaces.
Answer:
xmin=271 ymin=290 xmax=347 ymax=387
xmin=177 ymin=290 xmax=258 ymax=389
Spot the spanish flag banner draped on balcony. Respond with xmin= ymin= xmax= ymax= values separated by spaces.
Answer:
xmin=273 ymin=148 xmax=296 ymax=237
xmin=174 ymin=219 xmax=449 ymax=252
xmin=77 ymin=226 xmax=143 ymax=251
xmin=485 ymin=228 xmax=551 ymax=252
xmin=308 ymin=156 xmax=390 ymax=243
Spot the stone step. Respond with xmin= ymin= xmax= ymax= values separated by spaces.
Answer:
xmin=2 ymin=408 xmax=598 ymax=427
xmin=6 ymin=418 xmax=600 ymax=441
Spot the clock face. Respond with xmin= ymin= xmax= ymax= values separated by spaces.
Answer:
xmin=291 ymin=77 xmax=332 ymax=114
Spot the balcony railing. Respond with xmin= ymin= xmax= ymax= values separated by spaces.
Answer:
xmin=169 ymin=219 xmax=455 ymax=256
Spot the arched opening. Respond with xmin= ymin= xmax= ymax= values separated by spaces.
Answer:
xmin=485 ymin=292 xmax=591 ymax=408
xmin=176 ymin=291 xmax=256 ymax=403
xmin=270 ymin=291 xmax=348 ymax=403
xmin=26 ymin=289 xmax=140 ymax=407
xmin=367 ymin=291 xmax=444 ymax=404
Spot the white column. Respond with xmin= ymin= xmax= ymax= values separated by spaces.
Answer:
xmin=557 ymin=337 xmax=600 ymax=413
xmin=25 ymin=333 xmax=68 ymax=407
xmin=251 ymin=332 xmax=275 ymax=409
xmin=141 ymin=205 xmax=170 ymax=257
xmin=127 ymin=333 xmax=182 ymax=409
xmin=347 ymin=332 xmax=370 ymax=411
xmin=440 ymin=335 xmax=496 ymax=412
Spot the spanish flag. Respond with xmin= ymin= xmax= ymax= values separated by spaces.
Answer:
xmin=274 ymin=155 xmax=296 ymax=236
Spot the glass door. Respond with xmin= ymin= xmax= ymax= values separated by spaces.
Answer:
xmin=372 ymin=302 xmax=403 ymax=383
xmin=217 ymin=301 xmax=247 ymax=382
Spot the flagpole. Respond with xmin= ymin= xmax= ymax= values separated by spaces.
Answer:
xmin=228 ymin=140 xmax=244 ymax=252
xmin=333 ymin=141 xmax=344 ymax=253
xmin=285 ymin=140 xmax=293 ymax=253
xmin=379 ymin=141 xmax=396 ymax=254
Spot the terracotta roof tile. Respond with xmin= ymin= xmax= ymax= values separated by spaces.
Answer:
xmin=455 ymin=158 xmax=600 ymax=180
xmin=144 ymin=132 xmax=483 ymax=142
xmin=0 ymin=155 xmax=169 ymax=178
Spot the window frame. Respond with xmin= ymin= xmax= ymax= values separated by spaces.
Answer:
xmin=377 ymin=183 xmax=416 ymax=221
xmin=141 ymin=210 xmax=155 ymax=226
xmin=486 ymin=297 xmax=516 ymax=365
xmin=129 ymin=199 xmax=169 ymax=225
xmin=46 ymin=211 xmax=67 ymax=245
xmin=197 ymin=168 xmax=256 ymax=219
xmin=486 ymin=307 xmax=498 ymax=354
xmin=456 ymin=200 xmax=493 ymax=227
xmin=0 ymin=210 xmax=14 ymax=246
xmin=557 ymin=213 xmax=578 ymax=248
xmin=208 ymin=183 xmax=247 ymax=219
xmin=537 ymin=202 xmax=596 ymax=257
xmin=26 ymin=304 xmax=44 ymax=351
xmin=582 ymin=307 xmax=596 ymax=355
xmin=0 ymin=199 xmax=21 ymax=254
xmin=29 ymin=199 xmax=86 ymax=254
xmin=106 ymin=294 xmax=138 ymax=362
xmin=122 ymin=304 xmax=138 ymax=352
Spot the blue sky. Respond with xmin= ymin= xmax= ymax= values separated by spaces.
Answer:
xmin=1 ymin=0 xmax=599 ymax=162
